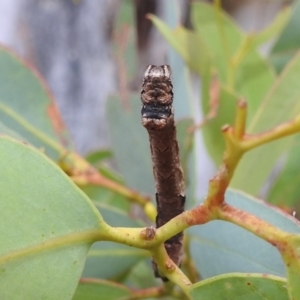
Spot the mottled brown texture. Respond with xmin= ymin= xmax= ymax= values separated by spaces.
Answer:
xmin=141 ymin=65 xmax=185 ymax=279
xmin=140 ymin=226 xmax=156 ymax=240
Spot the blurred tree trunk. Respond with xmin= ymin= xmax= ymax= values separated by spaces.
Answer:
xmin=0 ymin=0 xmax=287 ymax=155
xmin=0 ymin=0 xmax=118 ymax=154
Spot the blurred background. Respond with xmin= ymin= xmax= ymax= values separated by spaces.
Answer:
xmin=0 ymin=0 xmax=289 ymax=154
xmin=0 ymin=0 xmax=297 ymax=206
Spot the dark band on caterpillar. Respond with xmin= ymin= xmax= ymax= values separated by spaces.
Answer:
xmin=141 ymin=65 xmax=174 ymax=130
xmin=141 ymin=65 xmax=185 ymax=280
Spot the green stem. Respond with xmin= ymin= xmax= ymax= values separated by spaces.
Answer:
xmin=152 ymin=245 xmax=192 ymax=297
xmin=233 ymin=99 xmax=247 ymax=140
xmin=218 ymin=203 xmax=290 ymax=246
xmin=100 ymin=203 xmax=210 ymax=250
xmin=242 ymin=115 xmax=300 ymax=151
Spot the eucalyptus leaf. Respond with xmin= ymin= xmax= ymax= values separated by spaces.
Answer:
xmin=189 ymin=273 xmax=288 ymax=300
xmin=81 ymin=185 xmax=129 ymax=212
xmin=122 ymin=259 xmax=157 ymax=289
xmin=189 ymin=189 xmax=300 ymax=279
xmin=85 ymin=149 xmax=112 ymax=166
xmin=201 ymin=85 xmax=239 ymax=164
xmin=151 ymin=3 xmax=275 ymax=165
xmin=0 ymin=136 xmax=104 ymax=299
xmin=283 ymin=235 xmax=300 ymax=300
xmin=267 ymin=135 xmax=300 ymax=208
xmin=250 ymin=7 xmax=290 ymax=49
xmin=191 ymin=2 xmax=275 ymax=118
xmin=0 ymin=120 xmax=26 ymax=141
xmin=270 ymin=1 xmax=300 ymax=73
xmin=82 ymin=242 xmax=149 ymax=280
xmin=232 ymin=51 xmax=300 ymax=195
xmin=149 ymin=15 xmax=212 ymax=76
xmin=73 ymin=279 xmax=133 ymax=300
xmin=0 ymin=45 xmax=72 ymax=159
xmin=106 ymin=94 xmax=154 ymax=196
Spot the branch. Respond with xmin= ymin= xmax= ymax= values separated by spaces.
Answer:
xmin=217 ymin=203 xmax=290 ymax=245
xmin=202 ymin=99 xmax=300 ymax=212
xmin=60 ymin=151 xmax=157 ymax=222
xmin=242 ymin=115 xmax=300 ymax=151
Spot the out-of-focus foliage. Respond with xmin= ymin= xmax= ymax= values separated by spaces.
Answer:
xmin=1 ymin=1 xmax=300 ymax=299
xmin=151 ymin=2 xmax=300 ymax=210
xmin=270 ymin=0 xmax=300 ymax=73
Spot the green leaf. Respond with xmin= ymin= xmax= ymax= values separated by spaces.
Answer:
xmin=73 ymin=279 xmax=133 ymax=300
xmin=153 ymin=1 xmax=199 ymax=120
xmin=177 ymin=118 xmax=194 ymax=170
xmin=191 ymin=2 xmax=275 ymax=118
xmin=82 ymin=202 xmax=149 ymax=279
xmin=176 ymin=118 xmax=197 ymax=208
xmin=232 ymin=51 xmax=300 ymax=195
xmin=0 ymin=45 xmax=72 ymax=160
xmin=250 ymin=7 xmax=290 ymax=48
xmin=149 ymin=15 xmax=212 ymax=76
xmin=162 ymin=1 xmax=198 ymax=120
xmin=201 ymin=84 xmax=239 ymax=164
xmin=106 ymin=94 xmax=154 ymax=195
xmin=152 ymin=3 xmax=275 ymax=163
xmin=81 ymin=185 xmax=129 ymax=212
xmin=176 ymin=119 xmax=194 ymax=185
xmin=82 ymin=242 xmax=149 ymax=280
xmin=85 ymin=149 xmax=112 ymax=166
xmin=0 ymin=136 xmax=104 ymax=299
xmin=283 ymin=236 xmax=300 ymax=300
xmin=189 ymin=273 xmax=288 ymax=300
xmin=267 ymin=135 xmax=300 ymax=208
xmin=270 ymin=1 xmax=300 ymax=73
xmin=95 ymin=202 xmax=145 ymax=228
xmin=189 ymin=189 xmax=300 ymax=279
xmin=0 ymin=120 xmax=26 ymax=141
xmin=191 ymin=2 xmax=242 ymax=81
xmin=122 ymin=259 xmax=157 ymax=289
